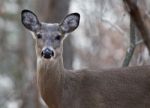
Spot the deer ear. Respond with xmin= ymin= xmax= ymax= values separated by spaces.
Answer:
xmin=21 ymin=10 xmax=41 ymax=32
xmin=60 ymin=13 xmax=80 ymax=33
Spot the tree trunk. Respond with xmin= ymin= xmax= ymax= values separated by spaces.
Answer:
xmin=37 ymin=0 xmax=73 ymax=69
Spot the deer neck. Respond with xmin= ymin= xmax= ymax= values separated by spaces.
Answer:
xmin=37 ymin=56 xmax=64 ymax=108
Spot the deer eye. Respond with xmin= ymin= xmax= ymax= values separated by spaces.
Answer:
xmin=55 ymin=35 xmax=61 ymax=41
xmin=37 ymin=34 xmax=42 ymax=39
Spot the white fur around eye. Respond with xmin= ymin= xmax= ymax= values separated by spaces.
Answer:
xmin=31 ymin=31 xmax=36 ymax=39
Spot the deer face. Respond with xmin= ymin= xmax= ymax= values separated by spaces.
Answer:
xmin=21 ymin=10 xmax=80 ymax=60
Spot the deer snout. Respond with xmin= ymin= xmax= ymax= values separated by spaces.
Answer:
xmin=41 ymin=48 xmax=54 ymax=59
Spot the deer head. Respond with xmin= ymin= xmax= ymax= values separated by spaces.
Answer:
xmin=21 ymin=10 xmax=80 ymax=62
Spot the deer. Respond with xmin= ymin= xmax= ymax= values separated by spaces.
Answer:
xmin=21 ymin=9 xmax=150 ymax=108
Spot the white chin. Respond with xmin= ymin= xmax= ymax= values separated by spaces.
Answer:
xmin=37 ymin=56 xmax=55 ymax=63
xmin=42 ymin=56 xmax=55 ymax=61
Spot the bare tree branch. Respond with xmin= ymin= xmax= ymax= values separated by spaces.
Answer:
xmin=123 ymin=18 xmax=136 ymax=67
xmin=123 ymin=0 xmax=150 ymax=53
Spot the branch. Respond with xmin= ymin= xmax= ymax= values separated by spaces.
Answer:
xmin=123 ymin=18 xmax=136 ymax=67
xmin=123 ymin=0 xmax=150 ymax=53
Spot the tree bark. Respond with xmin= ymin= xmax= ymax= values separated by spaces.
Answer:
xmin=37 ymin=0 xmax=73 ymax=69
xmin=123 ymin=0 xmax=150 ymax=53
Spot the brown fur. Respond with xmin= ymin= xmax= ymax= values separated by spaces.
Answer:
xmin=37 ymin=56 xmax=150 ymax=108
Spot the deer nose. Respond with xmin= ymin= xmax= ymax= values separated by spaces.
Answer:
xmin=41 ymin=48 xmax=54 ymax=59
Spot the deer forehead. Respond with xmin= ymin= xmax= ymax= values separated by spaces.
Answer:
xmin=38 ymin=23 xmax=61 ymax=34
xmin=31 ymin=23 xmax=62 ymax=40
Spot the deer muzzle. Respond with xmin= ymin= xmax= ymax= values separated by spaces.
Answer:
xmin=41 ymin=48 xmax=54 ymax=59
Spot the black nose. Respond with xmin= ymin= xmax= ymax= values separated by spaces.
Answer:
xmin=41 ymin=48 xmax=54 ymax=59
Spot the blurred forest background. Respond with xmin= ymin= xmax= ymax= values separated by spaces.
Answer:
xmin=0 ymin=0 xmax=150 ymax=108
